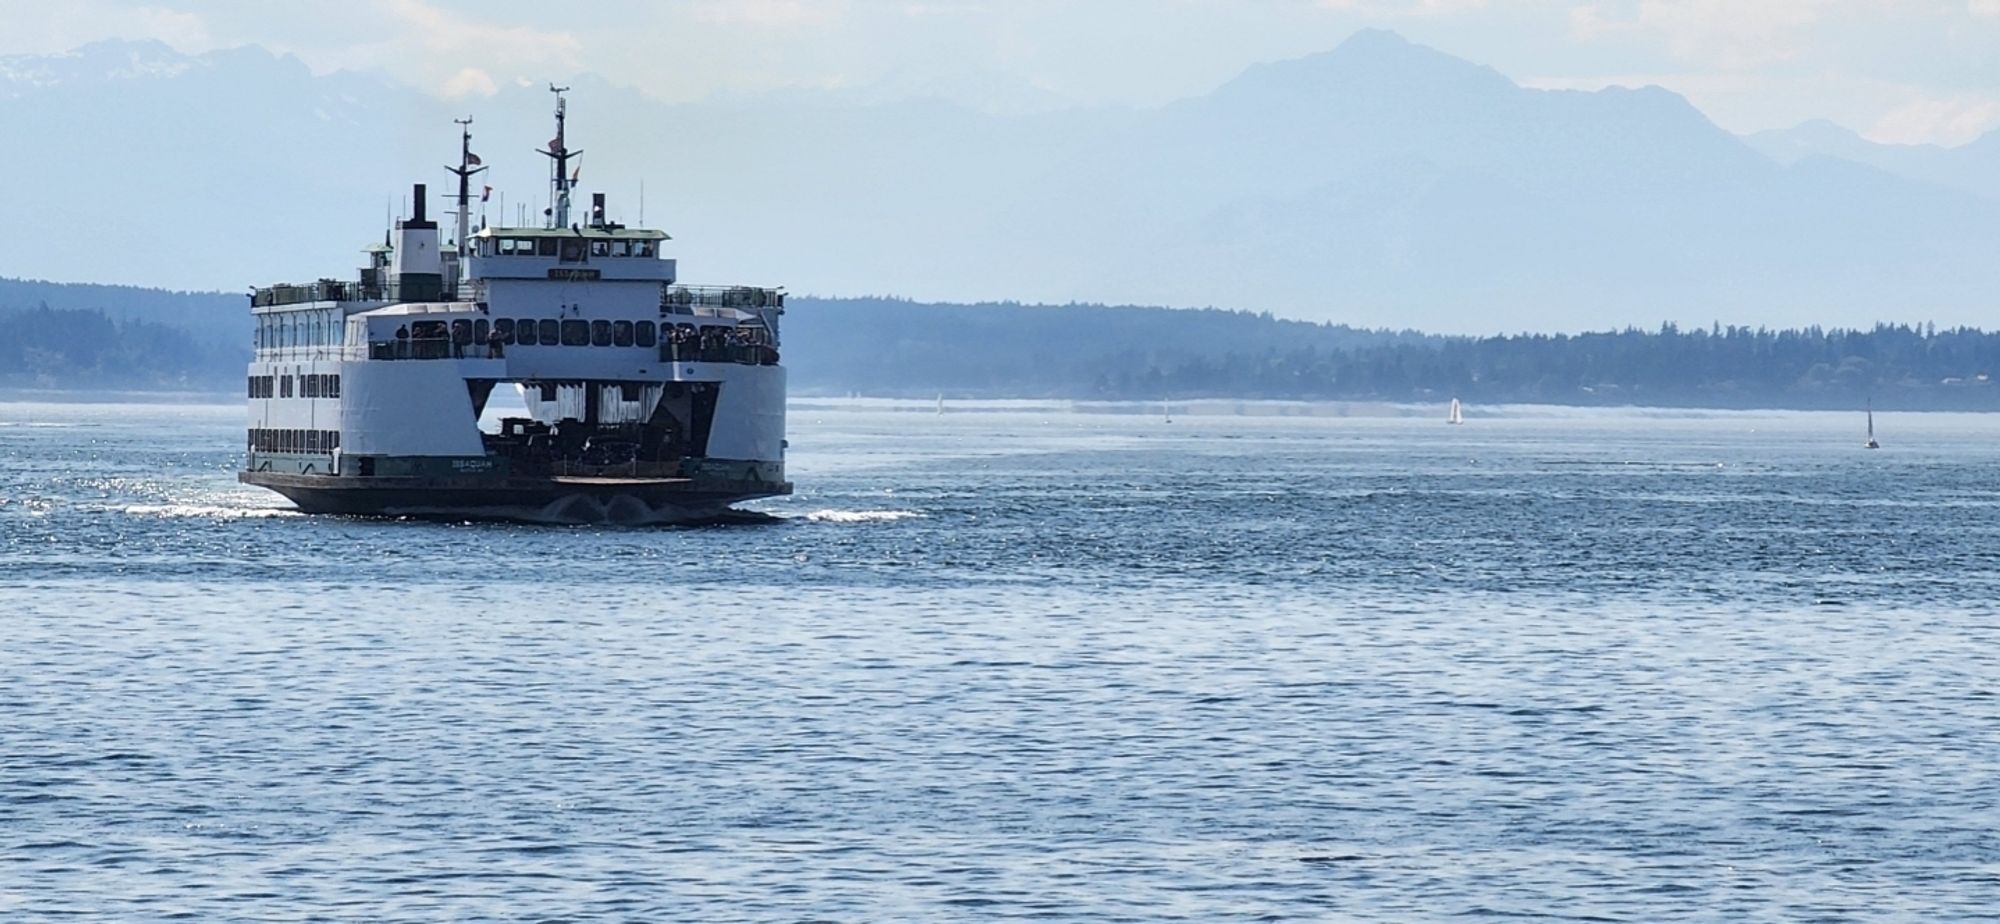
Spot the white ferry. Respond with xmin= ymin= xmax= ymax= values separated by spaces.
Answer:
xmin=241 ymin=89 xmax=789 ymax=523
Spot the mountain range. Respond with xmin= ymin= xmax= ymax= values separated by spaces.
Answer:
xmin=2 ymin=30 xmax=1995 ymax=333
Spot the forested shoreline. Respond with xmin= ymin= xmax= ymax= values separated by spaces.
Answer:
xmin=4 ymin=279 xmax=1996 ymax=410
xmin=786 ymin=300 xmax=2000 ymax=410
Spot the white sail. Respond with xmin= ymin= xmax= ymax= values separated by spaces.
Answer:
xmin=1447 ymin=398 xmax=1464 ymax=425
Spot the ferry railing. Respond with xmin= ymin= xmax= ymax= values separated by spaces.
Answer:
xmin=366 ymin=337 xmax=506 ymax=361
xmin=252 ymin=279 xmax=483 ymax=308
xmin=253 ymin=280 xmax=393 ymax=307
xmin=352 ymin=335 xmax=778 ymax=365
xmin=659 ymin=285 xmax=784 ymax=316
xmin=659 ymin=339 xmax=780 ymax=365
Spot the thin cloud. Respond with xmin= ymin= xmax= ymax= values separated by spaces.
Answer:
xmin=692 ymin=0 xmax=845 ymax=29
xmin=1867 ymin=93 xmax=2000 ymax=145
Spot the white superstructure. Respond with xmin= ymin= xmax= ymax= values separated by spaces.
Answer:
xmin=241 ymin=90 xmax=790 ymax=523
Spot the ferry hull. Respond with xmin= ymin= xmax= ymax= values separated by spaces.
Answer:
xmin=240 ymin=471 xmax=790 ymax=525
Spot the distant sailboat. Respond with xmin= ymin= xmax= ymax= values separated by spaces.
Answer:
xmin=1446 ymin=398 xmax=1464 ymax=425
xmin=1864 ymin=400 xmax=1880 ymax=450
xmin=936 ymin=392 xmax=945 ymax=415
xmin=1163 ymin=400 xmax=1173 ymax=424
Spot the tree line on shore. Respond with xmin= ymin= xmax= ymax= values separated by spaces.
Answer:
xmin=0 ymin=303 xmax=241 ymax=390
xmin=788 ymin=299 xmax=2000 ymax=410
xmin=4 ymin=279 xmax=1997 ymax=410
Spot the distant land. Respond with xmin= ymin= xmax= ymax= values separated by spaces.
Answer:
xmin=3 ymin=31 xmax=1999 ymax=333
xmin=5 ymin=278 xmax=1995 ymax=411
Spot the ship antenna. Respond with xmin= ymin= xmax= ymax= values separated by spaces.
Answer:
xmin=539 ymin=84 xmax=580 ymax=229
xmin=446 ymin=116 xmax=487 ymax=256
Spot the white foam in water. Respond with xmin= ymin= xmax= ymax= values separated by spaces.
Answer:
xmin=800 ymin=509 xmax=925 ymax=523
xmin=121 ymin=503 xmax=300 ymax=519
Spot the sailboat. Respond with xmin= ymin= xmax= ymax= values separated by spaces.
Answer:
xmin=1864 ymin=400 xmax=1880 ymax=450
xmin=936 ymin=392 xmax=945 ymax=415
xmin=1446 ymin=398 xmax=1464 ymax=425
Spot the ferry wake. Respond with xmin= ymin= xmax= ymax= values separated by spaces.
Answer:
xmin=240 ymin=88 xmax=790 ymax=524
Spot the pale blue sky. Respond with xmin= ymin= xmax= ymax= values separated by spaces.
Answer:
xmin=3 ymin=0 xmax=1998 ymax=143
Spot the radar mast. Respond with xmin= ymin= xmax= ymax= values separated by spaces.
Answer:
xmin=539 ymin=85 xmax=580 ymax=229
xmin=445 ymin=116 xmax=487 ymax=256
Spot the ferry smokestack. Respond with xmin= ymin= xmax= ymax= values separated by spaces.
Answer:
xmin=394 ymin=182 xmax=443 ymax=301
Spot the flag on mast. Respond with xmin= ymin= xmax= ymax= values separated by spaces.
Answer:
xmin=481 ymin=185 xmax=493 ymax=202
xmin=466 ymin=152 xmax=482 ymax=167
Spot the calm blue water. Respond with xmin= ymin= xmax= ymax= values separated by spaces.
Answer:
xmin=3 ymin=398 xmax=1998 ymax=921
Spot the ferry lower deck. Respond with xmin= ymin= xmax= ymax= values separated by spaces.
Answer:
xmin=239 ymin=470 xmax=790 ymax=524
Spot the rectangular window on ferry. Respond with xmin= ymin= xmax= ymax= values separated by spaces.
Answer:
xmin=613 ymin=321 xmax=633 ymax=347
xmin=562 ymin=320 xmax=589 ymax=346
xmin=539 ymin=319 xmax=560 ymax=345
xmin=635 ymin=321 xmax=656 ymax=348
xmin=494 ymin=319 xmax=514 ymax=345
xmin=591 ymin=320 xmax=612 ymax=347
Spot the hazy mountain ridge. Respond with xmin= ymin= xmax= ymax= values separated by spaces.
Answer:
xmin=1743 ymin=119 xmax=2000 ymax=200
xmin=2 ymin=31 xmax=1995 ymax=333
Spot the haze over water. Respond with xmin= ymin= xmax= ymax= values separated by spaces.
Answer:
xmin=3 ymin=400 xmax=1998 ymax=920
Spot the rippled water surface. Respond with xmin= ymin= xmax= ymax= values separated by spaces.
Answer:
xmin=4 ymin=399 xmax=1999 ymax=921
